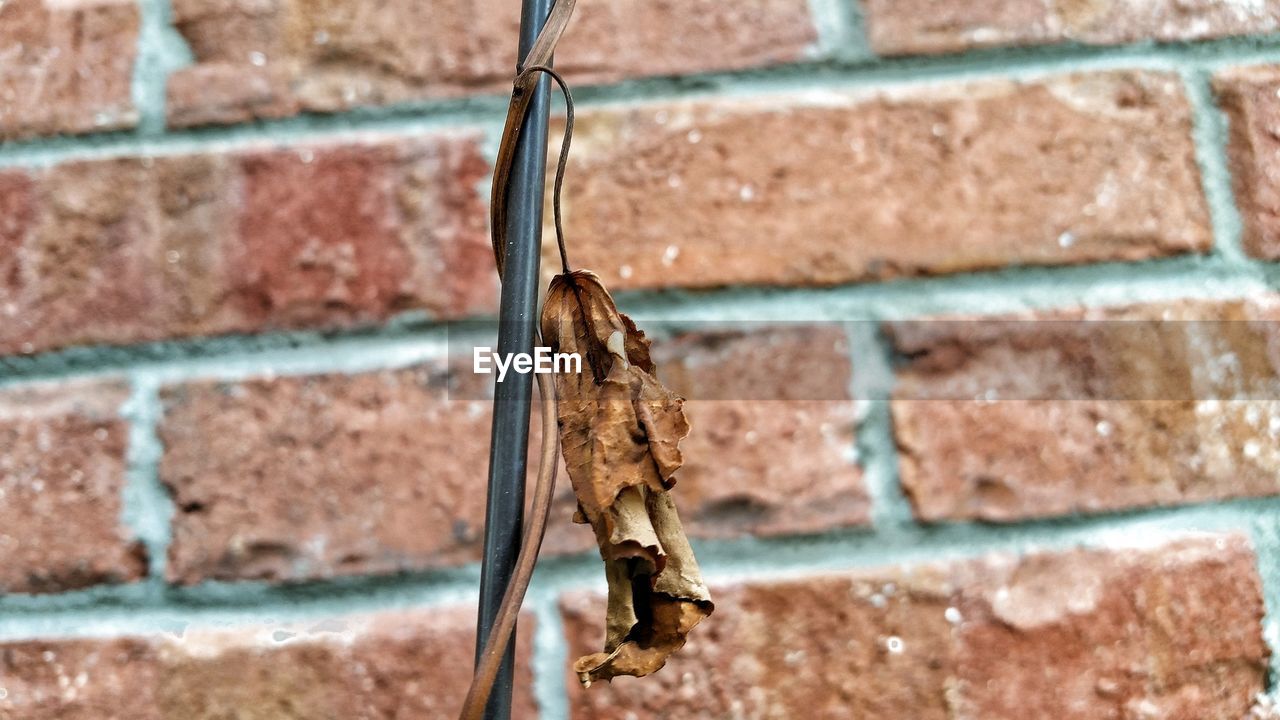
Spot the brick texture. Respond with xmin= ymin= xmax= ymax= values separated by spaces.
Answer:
xmin=158 ymin=362 xmax=494 ymax=585
xmin=0 ymin=0 xmax=139 ymax=140
xmin=1214 ymin=65 xmax=1280 ymax=260
xmin=165 ymin=0 xmax=817 ymax=128
xmin=889 ymin=297 xmax=1280 ymax=522
xmin=7 ymin=0 xmax=1280 ymax=710
xmin=0 ymin=607 xmax=537 ymax=719
xmin=655 ymin=325 xmax=868 ymax=536
xmin=0 ymin=134 xmax=493 ymax=358
xmin=162 ymin=324 xmax=866 ymax=583
xmin=552 ymin=71 xmax=1210 ymax=292
xmin=0 ymin=379 xmax=146 ymax=595
xmin=864 ymin=0 xmax=1280 ymax=57
xmin=561 ymin=535 xmax=1267 ymax=720
xmin=544 ymin=324 xmax=868 ymax=555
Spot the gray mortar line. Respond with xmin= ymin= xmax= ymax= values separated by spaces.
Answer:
xmin=131 ymin=0 xmax=192 ymax=135
xmin=9 ymin=30 xmax=1280 ymax=168
xmin=119 ymin=373 xmax=175 ymax=595
xmin=0 ymin=257 xmax=1274 ymax=388
xmin=1 ymin=493 xmax=1277 ymax=639
xmin=1182 ymin=67 xmax=1251 ymax=265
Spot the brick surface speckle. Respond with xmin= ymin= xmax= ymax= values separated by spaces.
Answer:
xmin=0 ymin=135 xmax=494 ymax=357
xmin=3 ymin=2 xmax=1279 ymax=716
xmin=552 ymin=72 xmax=1209 ymax=291
xmin=159 ymin=363 xmax=494 ymax=585
xmin=889 ymin=297 xmax=1280 ymax=522
xmin=163 ymin=325 xmax=868 ymax=581
xmin=165 ymin=0 xmax=818 ymax=127
xmin=563 ymin=536 xmax=1267 ymax=720
xmin=0 ymin=379 xmax=146 ymax=594
xmin=865 ymin=0 xmax=1280 ymax=56
xmin=0 ymin=608 xmax=537 ymax=719
xmin=0 ymin=0 xmax=139 ymax=139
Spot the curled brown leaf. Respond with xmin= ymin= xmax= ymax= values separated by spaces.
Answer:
xmin=540 ymin=270 xmax=713 ymax=686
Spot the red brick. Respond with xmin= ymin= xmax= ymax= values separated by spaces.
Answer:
xmin=163 ymin=324 xmax=864 ymax=581
xmin=158 ymin=362 xmax=494 ymax=585
xmin=237 ymin=146 xmax=412 ymax=325
xmin=166 ymin=0 xmax=817 ymax=128
xmin=0 ymin=0 xmax=139 ymax=139
xmin=165 ymin=65 xmax=299 ymax=129
xmin=0 ymin=134 xmax=493 ymax=357
xmin=0 ymin=638 xmax=159 ymax=720
xmin=562 ymin=564 xmax=957 ymax=719
xmin=865 ymin=0 xmax=1280 ymax=57
xmin=889 ymin=297 xmax=1280 ymax=522
xmin=0 ymin=607 xmax=537 ymax=719
xmin=950 ymin=536 xmax=1268 ymax=719
xmin=551 ymin=72 xmax=1209 ymax=292
xmin=543 ymin=324 xmax=867 ymax=556
xmin=1213 ymin=66 xmax=1280 ymax=260
xmin=658 ymin=325 xmax=867 ymax=536
xmin=0 ymin=173 xmax=33 ymax=298
xmin=562 ymin=535 xmax=1267 ymax=720
xmin=0 ymin=379 xmax=146 ymax=594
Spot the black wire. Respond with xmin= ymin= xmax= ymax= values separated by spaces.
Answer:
xmin=519 ymin=65 xmax=574 ymax=276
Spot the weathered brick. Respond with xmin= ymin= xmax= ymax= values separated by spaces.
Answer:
xmin=543 ymin=324 xmax=866 ymax=556
xmin=0 ymin=638 xmax=159 ymax=720
xmin=545 ymin=325 xmax=865 ymax=556
xmin=864 ymin=0 xmax=1280 ymax=57
xmin=562 ymin=562 xmax=957 ymax=719
xmin=0 ymin=0 xmax=139 ymax=139
xmin=552 ymin=72 xmax=1209 ymax=292
xmin=0 ymin=379 xmax=146 ymax=594
xmin=166 ymin=0 xmax=817 ymax=128
xmin=158 ymin=362 xmax=494 ymax=585
xmin=658 ymin=325 xmax=867 ymax=536
xmin=0 ymin=607 xmax=537 ymax=719
xmin=163 ymin=324 xmax=864 ymax=582
xmin=0 ymin=134 xmax=493 ymax=357
xmin=950 ymin=536 xmax=1267 ymax=719
xmin=0 ymin=173 xmax=33 ymax=299
xmin=562 ymin=535 xmax=1267 ymax=720
xmin=1213 ymin=66 xmax=1280 ymax=260
xmin=889 ymin=297 xmax=1280 ymax=522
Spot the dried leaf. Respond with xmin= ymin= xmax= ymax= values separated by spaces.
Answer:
xmin=540 ymin=269 xmax=713 ymax=686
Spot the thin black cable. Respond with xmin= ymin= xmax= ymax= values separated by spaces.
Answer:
xmin=520 ymin=65 xmax=574 ymax=276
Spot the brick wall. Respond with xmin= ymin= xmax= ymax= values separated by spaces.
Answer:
xmin=5 ymin=1 xmax=1280 ymax=718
